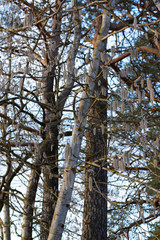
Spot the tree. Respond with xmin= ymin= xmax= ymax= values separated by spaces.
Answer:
xmin=81 ymin=12 xmax=108 ymax=239
xmin=0 ymin=0 xmax=159 ymax=239
xmin=81 ymin=0 xmax=160 ymax=239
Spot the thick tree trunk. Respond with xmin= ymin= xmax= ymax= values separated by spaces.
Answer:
xmin=39 ymin=46 xmax=58 ymax=240
xmin=82 ymin=81 xmax=108 ymax=240
xmin=82 ymin=12 xmax=108 ymax=239
xmin=40 ymin=121 xmax=59 ymax=240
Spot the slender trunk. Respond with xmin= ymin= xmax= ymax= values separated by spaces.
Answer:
xmin=22 ymin=156 xmax=41 ymax=240
xmin=0 ymin=218 xmax=3 ymax=240
xmin=40 ymin=1 xmax=62 ymax=238
xmin=2 ymin=32 xmax=11 ymax=240
xmin=3 ymin=195 xmax=11 ymax=240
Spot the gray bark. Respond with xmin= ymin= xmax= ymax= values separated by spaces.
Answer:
xmin=3 ymin=195 xmax=11 ymax=240
xmin=40 ymin=1 xmax=62 ymax=238
xmin=22 ymin=0 xmax=81 ymax=238
xmin=47 ymin=2 xmax=114 ymax=239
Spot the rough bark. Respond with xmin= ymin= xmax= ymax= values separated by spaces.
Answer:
xmin=47 ymin=2 xmax=114 ymax=239
xmin=40 ymin=64 xmax=58 ymax=239
xmin=82 ymin=12 xmax=108 ymax=239
xmin=40 ymin=118 xmax=59 ymax=240
xmin=82 ymin=73 xmax=108 ymax=240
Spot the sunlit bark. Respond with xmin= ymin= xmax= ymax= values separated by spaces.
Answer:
xmin=47 ymin=2 xmax=114 ymax=239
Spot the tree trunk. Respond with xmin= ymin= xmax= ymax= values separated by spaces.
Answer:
xmin=0 ymin=217 xmax=3 ymax=239
xmin=22 ymin=156 xmax=41 ymax=240
xmin=3 ymin=194 xmax=11 ymax=240
xmin=40 ymin=119 xmax=59 ymax=240
xmin=82 ymin=96 xmax=107 ymax=240
xmin=40 ymin=0 xmax=62 ymax=238
xmin=47 ymin=2 xmax=113 ymax=238
xmin=82 ymin=12 xmax=108 ymax=239
xmin=82 ymin=82 xmax=108 ymax=240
